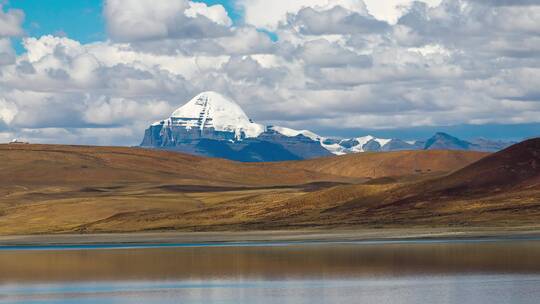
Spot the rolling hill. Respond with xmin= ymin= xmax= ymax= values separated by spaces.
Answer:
xmin=0 ymin=144 xmax=338 ymax=188
xmin=282 ymin=149 xmax=487 ymax=179
xmin=0 ymin=141 xmax=530 ymax=234
xmin=258 ymin=138 xmax=540 ymax=229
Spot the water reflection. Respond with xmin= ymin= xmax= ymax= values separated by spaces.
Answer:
xmin=1 ymin=240 xmax=540 ymax=303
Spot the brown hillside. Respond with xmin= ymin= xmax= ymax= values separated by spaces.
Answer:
xmin=283 ymin=150 xmax=488 ymax=179
xmin=179 ymin=139 xmax=540 ymax=231
xmin=0 ymin=144 xmax=486 ymax=187
xmin=422 ymin=138 xmax=540 ymax=195
xmin=0 ymin=144 xmax=339 ymax=187
xmin=316 ymin=138 xmax=540 ymax=228
xmin=365 ymin=138 xmax=540 ymax=205
xmin=0 ymin=144 xmax=489 ymax=234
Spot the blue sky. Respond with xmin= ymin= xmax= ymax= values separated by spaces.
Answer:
xmin=6 ymin=0 xmax=105 ymax=51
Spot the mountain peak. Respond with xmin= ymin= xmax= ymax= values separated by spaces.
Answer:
xmin=169 ymin=91 xmax=265 ymax=139
xmin=433 ymin=132 xmax=454 ymax=138
xmin=425 ymin=132 xmax=472 ymax=150
xmin=141 ymin=92 xmax=515 ymax=161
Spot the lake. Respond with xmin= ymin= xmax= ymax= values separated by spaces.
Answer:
xmin=1 ymin=239 xmax=540 ymax=303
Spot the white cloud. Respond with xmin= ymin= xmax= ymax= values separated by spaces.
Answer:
xmin=238 ymin=0 xmax=445 ymax=29
xmin=104 ymin=0 xmax=231 ymax=41
xmin=0 ymin=38 xmax=15 ymax=65
xmin=0 ymin=5 xmax=24 ymax=37
xmin=0 ymin=97 xmax=17 ymax=125
xmin=185 ymin=1 xmax=232 ymax=26
xmin=0 ymin=6 xmax=22 ymax=66
xmin=105 ymin=0 xmax=187 ymax=41
xmin=363 ymin=0 xmax=442 ymax=23
xmin=288 ymin=5 xmax=389 ymax=36
xmin=23 ymin=35 xmax=83 ymax=62
xmin=83 ymin=97 xmax=171 ymax=125
xmin=216 ymin=27 xmax=275 ymax=55
xmin=297 ymin=38 xmax=371 ymax=67
xmin=0 ymin=0 xmax=540 ymax=145
xmin=238 ymin=0 xmax=369 ymax=29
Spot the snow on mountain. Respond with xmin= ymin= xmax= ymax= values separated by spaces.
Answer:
xmin=152 ymin=92 xmax=392 ymax=154
xmin=268 ymin=126 xmax=392 ymax=155
xmin=142 ymin=92 xmax=511 ymax=162
xmin=319 ymin=135 xmax=393 ymax=154
xmin=267 ymin=127 xmax=396 ymax=155
xmin=350 ymin=136 xmax=377 ymax=152
xmin=375 ymin=138 xmax=392 ymax=147
xmin=163 ymin=91 xmax=265 ymax=139
xmin=320 ymin=141 xmax=347 ymax=155
xmin=141 ymin=92 xmax=331 ymax=161
xmin=268 ymin=127 xmax=395 ymax=155
xmin=269 ymin=126 xmax=322 ymax=142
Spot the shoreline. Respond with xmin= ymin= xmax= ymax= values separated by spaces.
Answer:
xmin=2 ymin=227 xmax=540 ymax=248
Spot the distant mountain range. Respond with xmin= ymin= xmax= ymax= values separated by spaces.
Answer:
xmin=140 ymin=91 xmax=515 ymax=162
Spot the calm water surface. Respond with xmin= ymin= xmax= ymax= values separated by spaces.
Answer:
xmin=1 ymin=240 xmax=540 ymax=303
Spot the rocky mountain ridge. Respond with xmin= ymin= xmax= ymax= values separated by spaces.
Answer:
xmin=141 ymin=92 xmax=515 ymax=161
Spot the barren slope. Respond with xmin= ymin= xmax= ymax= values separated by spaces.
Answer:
xmin=134 ymin=139 xmax=540 ymax=231
xmin=0 ymin=144 xmax=341 ymax=187
xmin=283 ymin=150 xmax=488 ymax=179
xmin=0 ymin=144 xmax=488 ymax=234
xmin=286 ymin=138 xmax=540 ymax=228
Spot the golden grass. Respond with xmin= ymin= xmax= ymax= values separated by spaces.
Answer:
xmin=0 ymin=143 xmax=512 ymax=235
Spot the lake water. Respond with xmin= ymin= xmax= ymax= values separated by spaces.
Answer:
xmin=1 ymin=239 xmax=540 ymax=303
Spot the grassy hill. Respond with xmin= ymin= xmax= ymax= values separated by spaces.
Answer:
xmin=249 ymin=138 xmax=540 ymax=230
xmin=0 ymin=143 xmax=499 ymax=234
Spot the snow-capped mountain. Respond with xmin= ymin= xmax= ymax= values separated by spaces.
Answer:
xmin=141 ymin=92 xmax=513 ymax=162
xmin=141 ymin=92 xmax=331 ymax=161
xmin=268 ymin=126 xmax=322 ymax=142
xmin=165 ymin=91 xmax=265 ymax=139
xmin=267 ymin=127 xmax=420 ymax=155
xmin=320 ymin=136 xmax=421 ymax=155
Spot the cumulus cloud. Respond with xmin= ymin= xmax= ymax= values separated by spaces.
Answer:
xmin=221 ymin=56 xmax=286 ymax=85
xmin=362 ymin=0 xmax=442 ymax=23
xmin=296 ymin=39 xmax=372 ymax=68
xmin=0 ymin=5 xmax=23 ymax=67
xmin=0 ymin=0 xmax=540 ymax=144
xmin=0 ymin=97 xmax=17 ymax=126
xmin=83 ymin=96 xmax=171 ymax=125
xmin=397 ymin=0 xmax=540 ymax=50
xmin=0 ymin=38 xmax=16 ymax=65
xmin=185 ymin=2 xmax=232 ymax=26
xmin=239 ymin=0 xmax=370 ymax=29
xmin=288 ymin=6 xmax=389 ymax=35
xmin=216 ymin=27 xmax=275 ymax=55
xmin=104 ymin=0 xmax=232 ymax=41
xmin=0 ymin=5 xmax=24 ymax=37
xmin=0 ymin=36 xmax=186 ymax=142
